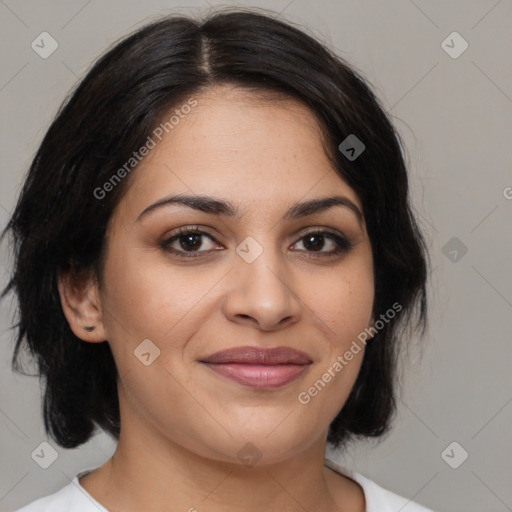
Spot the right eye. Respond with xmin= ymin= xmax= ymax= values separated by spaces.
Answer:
xmin=160 ymin=226 xmax=224 ymax=258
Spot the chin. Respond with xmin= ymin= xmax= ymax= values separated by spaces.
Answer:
xmin=196 ymin=421 xmax=319 ymax=468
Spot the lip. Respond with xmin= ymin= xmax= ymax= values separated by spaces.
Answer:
xmin=201 ymin=346 xmax=312 ymax=365
xmin=200 ymin=346 xmax=312 ymax=389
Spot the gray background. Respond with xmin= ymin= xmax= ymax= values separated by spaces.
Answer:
xmin=1 ymin=1 xmax=511 ymax=511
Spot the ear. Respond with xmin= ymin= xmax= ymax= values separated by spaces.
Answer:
xmin=57 ymin=266 xmax=107 ymax=343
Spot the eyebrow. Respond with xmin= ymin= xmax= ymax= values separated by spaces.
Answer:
xmin=136 ymin=193 xmax=363 ymax=224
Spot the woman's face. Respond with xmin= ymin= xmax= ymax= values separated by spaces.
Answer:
xmin=96 ymin=85 xmax=374 ymax=464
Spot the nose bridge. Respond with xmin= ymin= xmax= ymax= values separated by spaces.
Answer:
xmin=236 ymin=233 xmax=289 ymax=296
xmin=223 ymin=232 xmax=300 ymax=329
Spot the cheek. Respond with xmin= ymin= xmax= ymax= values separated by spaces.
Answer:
xmin=311 ymin=268 xmax=374 ymax=344
xmin=294 ymin=273 xmax=373 ymax=422
xmin=101 ymin=246 xmax=218 ymax=339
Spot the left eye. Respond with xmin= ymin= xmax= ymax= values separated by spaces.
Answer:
xmin=292 ymin=230 xmax=352 ymax=256
xmin=160 ymin=227 xmax=352 ymax=258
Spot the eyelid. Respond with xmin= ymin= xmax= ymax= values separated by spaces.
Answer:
xmin=294 ymin=226 xmax=343 ymax=238
xmin=162 ymin=224 xmax=348 ymax=241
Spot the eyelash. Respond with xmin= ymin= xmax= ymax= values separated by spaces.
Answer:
xmin=159 ymin=225 xmax=354 ymax=259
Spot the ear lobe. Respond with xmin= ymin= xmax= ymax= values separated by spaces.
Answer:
xmin=57 ymin=267 xmax=107 ymax=343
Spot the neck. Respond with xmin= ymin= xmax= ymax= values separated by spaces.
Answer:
xmin=79 ymin=427 xmax=362 ymax=512
xmin=79 ymin=392 xmax=364 ymax=512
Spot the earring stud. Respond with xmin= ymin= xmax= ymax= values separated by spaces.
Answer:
xmin=84 ymin=326 xmax=95 ymax=332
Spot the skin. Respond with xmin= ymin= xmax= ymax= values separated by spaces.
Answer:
xmin=58 ymin=84 xmax=374 ymax=512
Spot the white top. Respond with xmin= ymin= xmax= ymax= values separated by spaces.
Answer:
xmin=13 ymin=457 xmax=435 ymax=512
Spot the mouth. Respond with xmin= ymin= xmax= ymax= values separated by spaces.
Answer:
xmin=199 ymin=346 xmax=312 ymax=389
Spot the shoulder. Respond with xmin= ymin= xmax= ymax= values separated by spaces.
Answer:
xmin=13 ymin=483 xmax=76 ymax=512
xmin=324 ymin=457 xmax=436 ymax=512
xmin=12 ymin=469 xmax=107 ymax=512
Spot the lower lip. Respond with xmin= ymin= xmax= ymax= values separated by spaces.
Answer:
xmin=202 ymin=363 xmax=310 ymax=389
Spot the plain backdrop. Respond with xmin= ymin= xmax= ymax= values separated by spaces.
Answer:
xmin=0 ymin=1 xmax=511 ymax=511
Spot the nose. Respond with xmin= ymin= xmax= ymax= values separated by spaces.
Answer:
xmin=222 ymin=243 xmax=301 ymax=331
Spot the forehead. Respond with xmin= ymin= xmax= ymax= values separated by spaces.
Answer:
xmin=119 ymin=85 xmax=362 ymax=218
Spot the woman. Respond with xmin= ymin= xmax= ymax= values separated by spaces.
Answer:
xmin=3 ymin=8 xmax=433 ymax=512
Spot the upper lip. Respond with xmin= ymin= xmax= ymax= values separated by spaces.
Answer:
xmin=200 ymin=346 xmax=312 ymax=365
